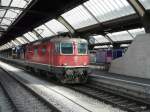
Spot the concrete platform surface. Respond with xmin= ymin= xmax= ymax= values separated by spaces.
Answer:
xmin=91 ymin=70 xmax=150 ymax=86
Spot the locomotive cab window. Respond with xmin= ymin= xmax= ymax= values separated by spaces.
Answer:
xmin=61 ymin=43 xmax=73 ymax=54
xmin=78 ymin=43 xmax=87 ymax=54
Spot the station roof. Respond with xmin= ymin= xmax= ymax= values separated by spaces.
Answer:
xmin=0 ymin=0 xmax=150 ymax=50
xmin=0 ymin=0 xmax=32 ymax=38
xmin=0 ymin=0 xmax=86 ymax=45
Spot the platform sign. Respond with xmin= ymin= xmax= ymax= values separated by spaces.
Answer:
xmin=89 ymin=36 xmax=95 ymax=44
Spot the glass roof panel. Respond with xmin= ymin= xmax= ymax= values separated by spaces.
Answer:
xmin=108 ymin=31 xmax=133 ymax=42
xmin=45 ymin=19 xmax=69 ymax=34
xmin=92 ymin=35 xmax=110 ymax=44
xmin=6 ymin=43 xmax=11 ymax=48
xmin=139 ymin=0 xmax=150 ymax=9
xmin=14 ymin=39 xmax=22 ymax=45
xmin=21 ymin=37 xmax=28 ymax=43
xmin=22 ymin=37 xmax=29 ymax=43
xmin=5 ymin=44 xmax=10 ymax=48
xmin=62 ymin=5 xmax=98 ymax=29
xmin=0 ymin=46 xmax=4 ymax=50
xmin=0 ymin=10 xmax=6 ymax=17
xmin=24 ymin=33 xmax=35 ymax=42
xmin=94 ymin=45 xmax=113 ymax=49
xmin=4 ymin=44 xmax=9 ymax=48
xmin=8 ymin=42 xmax=14 ymax=47
xmin=9 ymin=42 xmax=15 ymax=47
xmin=0 ymin=0 xmax=33 ymax=37
xmin=16 ymin=37 xmax=26 ymax=44
xmin=0 ymin=25 xmax=8 ymax=30
xmin=5 ymin=10 xmax=18 ymax=18
xmin=17 ymin=38 xmax=22 ymax=44
xmin=11 ymin=0 xmax=27 ymax=8
xmin=120 ymin=44 xmax=130 ymax=47
xmin=128 ymin=28 xmax=145 ymax=38
xmin=2 ymin=46 xmax=6 ymax=50
xmin=28 ymin=32 xmax=39 ymax=40
xmin=84 ymin=0 xmax=135 ymax=22
xmin=5 ymin=43 xmax=10 ymax=48
xmin=1 ymin=46 xmax=4 ymax=49
xmin=35 ymin=25 xmax=54 ymax=38
xmin=2 ymin=45 xmax=6 ymax=49
xmin=1 ymin=19 xmax=11 ymax=25
xmin=11 ymin=40 xmax=19 ymax=46
xmin=7 ymin=42 xmax=12 ymax=47
xmin=1 ymin=0 xmax=12 ymax=6
xmin=6 ymin=42 xmax=11 ymax=48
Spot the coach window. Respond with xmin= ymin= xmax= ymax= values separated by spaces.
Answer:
xmin=61 ymin=43 xmax=73 ymax=54
xmin=34 ymin=47 xmax=38 ymax=56
xmin=78 ymin=43 xmax=87 ymax=54
xmin=42 ymin=47 xmax=46 ymax=55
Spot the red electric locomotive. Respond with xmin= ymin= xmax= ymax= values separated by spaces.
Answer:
xmin=25 ymin=36 xmax=89 ymax=83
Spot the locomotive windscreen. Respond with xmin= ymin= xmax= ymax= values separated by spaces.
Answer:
xmin=61 ymin=43 xmax=73 ymax=54
xmin=78 ymin=43 xmax=87 ymax=54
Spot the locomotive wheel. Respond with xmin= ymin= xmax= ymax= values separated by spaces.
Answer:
xmin=29 ymin=67 xmax=34 ymax=72
xmin=39 ymin=70 xmax=47 ymax=77
xmin=46 ymin=72 xmax=55 ymax=80
xmin=35 ymin=69 xmax=41 ymax=76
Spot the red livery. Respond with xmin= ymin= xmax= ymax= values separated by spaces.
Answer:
xmin=23 ymin=36 xmax=89 ymax=83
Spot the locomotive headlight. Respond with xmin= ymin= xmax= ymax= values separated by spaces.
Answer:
xmin=63 ymin=63 xmax=68 ymax=66
xmin=83 ymin=62 xmax=87 ymax=66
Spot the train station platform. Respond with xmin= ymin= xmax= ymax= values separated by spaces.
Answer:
xmin=91 ymin=70 xmax=150 ymax=86
xmin=89 ymin=63 xmax=110 ymax=71
xmin=89 ymin=62 xmax=150 ymax=90
xmin=89 ymin=70 xmax=150 ymax=103
xmin=0 ymin=57 xmax=150 ymax=103
xmin=0 ymin=60 xmax=127 ymax=112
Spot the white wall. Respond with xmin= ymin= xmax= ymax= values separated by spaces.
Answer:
xmin=109 ymin=34 xmax=150 ymax=79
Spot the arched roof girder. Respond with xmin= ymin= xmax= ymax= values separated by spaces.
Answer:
xmin=127 ymin=0 xmax=150 ymax=33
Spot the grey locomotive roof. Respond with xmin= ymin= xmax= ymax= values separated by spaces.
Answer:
xmin=50 ymin=37 xmax=88 ymax=43
xmin=30 ymin=36 xmax=88 ymax=46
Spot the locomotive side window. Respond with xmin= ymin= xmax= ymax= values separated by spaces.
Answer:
xmin=61 ymin=43 xmax=73 ymax=54
xmin=78 ymin=43 xmax=87 ymax=54
xmin=34 ymin=47 xmax=38 ymax=56
xmin=42 ymin=47 xmax=46 ymax=55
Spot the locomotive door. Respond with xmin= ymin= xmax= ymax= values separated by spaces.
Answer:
xmin=48 ymin=42 xmax=54 ymax=71
xmin=51 ymin=43 xmax=54 ymax=65
xmin=48 ymin=42 xmax=52 ymax=70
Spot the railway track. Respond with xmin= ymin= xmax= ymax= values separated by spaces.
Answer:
xmin=67 ymin=83 xmax=150 ymax=112
xmin=0 ymin=68 xmax=60 ymax=112
xmin=0 ymin=61 xmax=126 ymax=112
xmin=0 ymin=84 xmax=16 ymax=112
xmin=1 ymin=59 xmax=150 ymax=112
xmin=31 ymin=72 xmax=150 ymax=112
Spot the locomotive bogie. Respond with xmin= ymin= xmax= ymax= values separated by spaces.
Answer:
xmin=62 ymin=68 xmax=88 ymax=83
